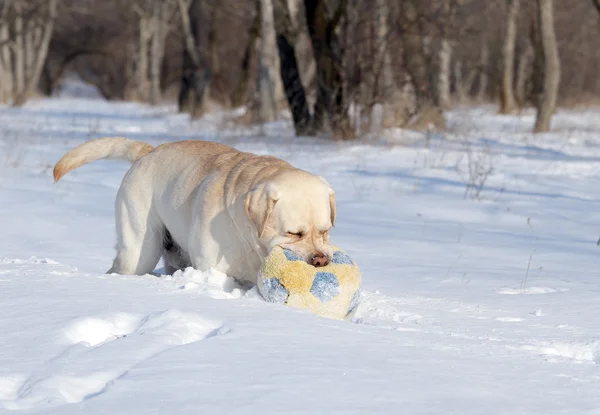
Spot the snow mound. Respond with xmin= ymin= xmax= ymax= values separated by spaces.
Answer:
xmin=166 ymin=267 xmax=249 ymax=299
xmin=524 ymin=340 xmax=600 ymax=363
xmin=497 ymin=286 xmax=567 ymax=295
xmin=3 ymin=310 xmax=226 ymax=410
xmin=0 ymin=257 xmax=60 ymax=265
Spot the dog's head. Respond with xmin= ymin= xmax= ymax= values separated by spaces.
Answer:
xmin=245 ymin=170 xmax=336 ymax=267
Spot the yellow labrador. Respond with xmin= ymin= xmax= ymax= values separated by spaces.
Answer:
xmin=53 ymin=137 xmax=336 ymax=282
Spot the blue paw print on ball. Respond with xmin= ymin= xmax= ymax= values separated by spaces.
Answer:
xmin=283 ymin=249 xmax=303 ymax=261
xmin=262 ymin=278 xmax=289 ymax=303
xmin=332 ymin=251 xmax=353 ymax=265
xmin=310 ymin=272 xmax=340 ymax=302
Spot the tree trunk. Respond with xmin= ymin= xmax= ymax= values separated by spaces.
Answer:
xmin=371 ymin=0 xmax=398 ymax=131
xmin=515 ymin=39 xmax=533 ymax=107
xmin=287 ymin=0 xmax=301 ymax=30
xmin=177 ymin=0 xmax=211 ymax=117
xmin=0 ymin=23 xmax=12 ymax=102
xmin=123 ymin=40 xmax=138 ymax=101
xmin=477 ymin=40 xmax=489 ymax=101
xmin=438 ymin=0 xmax=457 ymax=110
xmin=273 ymin=0 xmax=312 ymax=135
xmin=455 ymin=60 xmax=477 ymax=103
xmin=534 ymin=0 xmax=560 ymax=133
xmin=500 ymin=0 xmax=519 ymax=114
xmin=24 ymin=24 xmax=34 ymax=81
xmin=256 ymin=0 xmax=283 ymax=122
xmin=137 ymin=17 xmax=150 ymax=101
xmin=207 ymin=3 xmax=218 ymax=101
xmin=40 ymin=62 xmax=54 ymax=96
xmin=371 ymin=0 xmax=394 ymax=101
xmin=438 ymin=39 xmax=452 ymax=109
xmin=149 ymin=13 xmax=160 ymax=104
xmin=232 ymin=7 xmax=260 ymax=107
xmin=14 ymin=7 xmax=25 ymax=98
xmin=14 ymin=0 xmax=58 ymax=106
xmin=376 ymin=0 xmax=394 ymax=94
xmin=400 ymin=0 xmax=445 ymax=130
xmin=149 ymin=1 xmax=166 ymax=105
xmin=304 ymin=0 xmax=330 ymax=132
xmin=454 ymin=60 xmax=463 ymax=102
xmin=304 ymin=0 xmax=354 ymax=138
xmin=267 ymin=0 xmax=285 ymax=106
xmin=528 ymin=11 xmax=544 ymax=108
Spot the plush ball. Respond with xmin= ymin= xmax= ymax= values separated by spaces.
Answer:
xmin=257 ymin=246 xmax=361 ymax=320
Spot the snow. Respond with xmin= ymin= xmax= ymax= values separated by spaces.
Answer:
xmin=2 ymin=86 xmax=600 ymax=413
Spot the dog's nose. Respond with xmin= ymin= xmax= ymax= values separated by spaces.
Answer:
xmin=311 ymin=253 xmax=329 ymax=267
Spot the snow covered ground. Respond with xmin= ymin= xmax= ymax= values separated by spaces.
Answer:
xmin=2 ymin=86 xmax=600 ymax=413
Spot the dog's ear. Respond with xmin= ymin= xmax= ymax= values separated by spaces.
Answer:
xmin=245 ymin=183 xmax=280 ymax=238
xmin=318 ymin=176 xmax=336 ymax=227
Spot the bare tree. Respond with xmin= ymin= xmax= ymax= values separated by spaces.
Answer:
xmin=438 ymin=0 xmax=458 ymax=110
xmin=177 ymin=0 xmax=211 ymax=117
xmin=14 ymin=4 xmax=25 ymax=98
xmin=304 ymin=0 xmax=354 ymax=138
xmin=438 ymin=39 xmax=452 ymax=109
xmin=400 ymin=0 xmax=445 ymax=130
xmin=255 ymin=0 xmax=285 ymax=122
xmin=232 ymin=7 xmax=260 ymax=107
xmin=132 ymin=0 xmax=175 ymax=104
xmin=133 ymin=4 xmax=152 ymax=101
xmin=515 ymin=38 xmax=533 ymax=107
xmin=370 ymin=0 xmax=397 ymax=130
xmin=454 ymin=59 xmax=477 ymax=103
xmin=533 ymin=0 xmax=560 ymax=133
xmin=273 ymin=0 xmax=356 ymax=137
xmin=273 ymin=0 xmax=312 ymax=135
xmin=476 ymin=39 xmax=489 ymax=101
xmin=0 ymin=3 xmax=12 ymax=103
xmin=373 ymin=0 xmax=394 ymax=101
xmin=150 ymin=0 xmax=174 ymax=104
xmin=500 ymin=0 xmax=519 ymax=114
xmin=0 ymin=0 xmax=59 ymax=105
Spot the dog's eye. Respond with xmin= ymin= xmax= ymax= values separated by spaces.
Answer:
xmin=287 ymin=231 xmax=304 ymax=238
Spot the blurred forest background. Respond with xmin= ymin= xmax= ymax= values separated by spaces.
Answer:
xmin=0 ymin=0 xmax=597 ymax=138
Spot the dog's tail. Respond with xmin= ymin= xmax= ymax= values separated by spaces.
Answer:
xmin=53 ymin=137 xmax=155 ymax=182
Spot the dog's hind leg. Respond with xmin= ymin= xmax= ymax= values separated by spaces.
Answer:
xmin=107 ymin=188 xmax=162 ymax=275
xmin=162 ymin=250 xmax=191 ymax=275
xmin=161 ymin=230 xmax=191 ymax=275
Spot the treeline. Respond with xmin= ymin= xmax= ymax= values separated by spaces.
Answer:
xmin=0 ymin=0 xmax=598 ymax=138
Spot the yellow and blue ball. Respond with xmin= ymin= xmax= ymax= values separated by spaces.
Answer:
xmin=257 ymin=246 xmax=362 ymax=320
